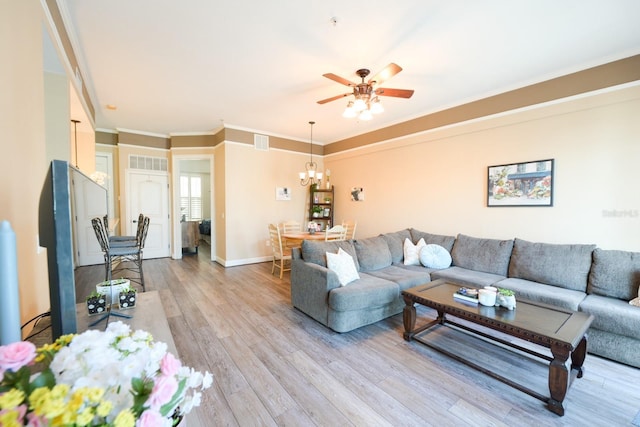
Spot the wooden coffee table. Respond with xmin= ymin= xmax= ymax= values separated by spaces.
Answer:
xmin=402 ymin=279 xmax=594 ymax=416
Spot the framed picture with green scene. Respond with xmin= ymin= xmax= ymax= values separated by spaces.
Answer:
xmin=487 ymin=159 xmax=554 ymax=207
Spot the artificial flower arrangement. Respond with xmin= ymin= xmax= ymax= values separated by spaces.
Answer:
xmin=0 ymin=321 xmax=212 ymax=427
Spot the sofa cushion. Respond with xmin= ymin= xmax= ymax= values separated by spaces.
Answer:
xmin=380 ymin=229 xmax=412 ymax=264
xmin=508 ymin=238 xmax=595 ymax=292
xmin=301 ymin=240 xmax=359 ymax=270
xmin=430 ymin=266 xmax=504 ymax=288
xmin=366 ymin=265 xmax=431 ymax=291
xmin=420 ymin=244 xmax=452 ymax=269
xmin=588 ymin=248 xmax=640 ymax=301
xmin=451 ymin=234 xmax=514 ymax=276
xmin=354 ymin=236 xmax=392 ymax=271
xmin=326 ymin=248 xmax=360 ymax=286
xmin=496 ymin=278 xmax=586 ymax=311
xmin=403 ymin=238 xmax=426 ymax=266
xmin=328 ymin=273 xmax=399 ymax=312
xmin=580 ymin=294 xmax=640 ymax=340
xmin=410 ymin=229 xmax=456 ymax=252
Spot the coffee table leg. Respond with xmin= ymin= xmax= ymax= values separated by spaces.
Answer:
xmin=403 ymin=296 xmax=416 ymax=341
xmin=548 ymin=344 xmax=570 ymax=416
xmin=571 ymin=335 xmax=588 ymax=378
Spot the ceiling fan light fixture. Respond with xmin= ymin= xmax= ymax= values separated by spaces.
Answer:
xmin=319 ymin=63 xmax=413 ymax=121
xmin=353 ymin=98 xmax=367 ymax=112
xmin=358 ymin=109 xmax=373 ymax=121
xmin=370 ymin=97 xmax=384 ymax=114
xmin=342 ymin=101 xmax=357 ymax=118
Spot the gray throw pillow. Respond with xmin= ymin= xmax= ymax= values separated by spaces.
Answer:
xmin=380 ymin=229 xmax=412 ymax=264
xmin=508 ymin=238 xmax=595 ymax=291
xmin=410 ymin=229 xmax=456 ymax=252
xmin=588 ymin=248 xmax=640 ymax=300
xmin=354 ymin=236 xmax=393 ymax=271
xmin=451 ymin=234 xmax=514 ymax=276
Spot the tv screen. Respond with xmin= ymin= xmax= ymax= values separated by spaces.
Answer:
xmin=39 ymin=160 xmax=77 ymax=339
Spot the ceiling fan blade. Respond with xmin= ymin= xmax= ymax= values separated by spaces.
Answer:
xmin=374 ymin=87 xmax=415 ymax=98
xmin=323 ymin=73 xmax=356 ymax=87
xmin=317 ymin=93 xmax=352 ymax=104
xmin=368 ymin=63 xmax=402 ymax=86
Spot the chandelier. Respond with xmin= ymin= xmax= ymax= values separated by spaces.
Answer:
xmin=299 ymin=121 xmax=323 ymax=186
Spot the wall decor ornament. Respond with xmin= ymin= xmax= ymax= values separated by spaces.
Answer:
xmin=488 ymin=159 xmax=554 ymax=207
xmin=351 ymin=187 xmax=364 ymax=202
xmin=275 ymin=187 xmax=291 ymax=201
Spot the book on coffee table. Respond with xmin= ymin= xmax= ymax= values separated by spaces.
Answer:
xmin=453 ymin=288 xmax=479 ymax=304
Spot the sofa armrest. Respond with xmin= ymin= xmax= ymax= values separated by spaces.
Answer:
xmin=291 ymin=257 xmax=341 ymax=326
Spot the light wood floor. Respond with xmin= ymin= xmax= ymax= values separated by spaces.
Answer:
xmin=74 ymin=244 xmax=640 ymax=427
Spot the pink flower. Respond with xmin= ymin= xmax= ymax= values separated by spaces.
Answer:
xmin=147 ymin=375 xmax=178 ymax=410
xmin=159 ymin=352 xmax=181 ymax=377
xmin=26 ymin=409 xmax=47 ymax=427
xmin=0 ymin=341 xmax=36 ymax=372
xmin=136 ymin=409 xmax=165 ymax=427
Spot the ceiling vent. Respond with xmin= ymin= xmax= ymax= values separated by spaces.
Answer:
xmin=254 ymin=134 xmax=269 ymax=151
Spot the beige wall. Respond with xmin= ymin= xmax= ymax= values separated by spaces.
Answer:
xmin=325 ymin=85 xmax=640 ymax=251
xmin=0 ymin=1 xmax=51 ymax=336
xmin=44 ymin=72 xmax=70 ymax=163
xmin=222 ymin=142 xmax=323 ymax=264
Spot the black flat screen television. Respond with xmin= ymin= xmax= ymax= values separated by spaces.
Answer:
xmin=39 ymin=160 xmax=77 ymax=339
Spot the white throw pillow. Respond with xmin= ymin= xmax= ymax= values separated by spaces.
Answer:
xmin=419 ymin=244 xmax=452 ymax=269
xmin=403 ymin=238 xmax=426 ymax=266
xmin=326 ymin=248 xmax=360 ymax=286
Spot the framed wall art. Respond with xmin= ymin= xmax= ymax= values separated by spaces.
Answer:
xmin=275 ymin=187 xmax=291 ymax=201
xmin=487 ymin=159 xmax=554 ymax=207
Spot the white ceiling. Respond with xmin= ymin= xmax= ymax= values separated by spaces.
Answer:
xmin=59 ymin=0 xmax=640 ymax=144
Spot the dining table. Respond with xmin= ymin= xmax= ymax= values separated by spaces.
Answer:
xmin=281 ymin=231 xmax=326 ymax=248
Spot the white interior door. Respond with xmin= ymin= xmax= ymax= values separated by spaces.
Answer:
xmin=127 ymin=171 xmax=170 ymax=259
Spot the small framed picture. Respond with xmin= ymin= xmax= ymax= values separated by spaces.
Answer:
xmin=351 ymin=187 xmax=364 ymax=202
xmin=275 ymin=187 xmax=291 ymax=201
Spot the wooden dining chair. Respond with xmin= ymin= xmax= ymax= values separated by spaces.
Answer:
xmin=280 ymin=220 xmax=302 ymax=249
xmin=325 ymin=224 xmax=347 ymax=241
xmin=342 ymin=220 xmax=357 ymax=240
xmin=268 ymin=223 xmax=291 ymax=278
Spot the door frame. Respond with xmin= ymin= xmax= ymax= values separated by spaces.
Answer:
xmin=171 ymin=153 xmax=215 ymax=261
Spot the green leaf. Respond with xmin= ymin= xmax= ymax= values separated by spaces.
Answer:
xmin=29 ymin=368 xmax=56 ymax=392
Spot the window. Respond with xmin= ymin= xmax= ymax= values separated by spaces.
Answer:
xmin=180 ymin=175 xmax=202 ymax=221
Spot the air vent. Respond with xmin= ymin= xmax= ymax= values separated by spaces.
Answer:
xmin=129 ymin=155 xmax=168 ymax=172
xmin=254 ymin=134 xmax=269 ymax=151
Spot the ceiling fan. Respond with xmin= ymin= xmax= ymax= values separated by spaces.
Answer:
xmin=317 ymin=63 xmax=414 ymax=119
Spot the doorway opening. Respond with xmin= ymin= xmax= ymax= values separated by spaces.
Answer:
xmin=172 ymin=155 xmax=214 ymax=261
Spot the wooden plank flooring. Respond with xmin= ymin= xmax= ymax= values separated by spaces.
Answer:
xmin=74 ymin=244 xmax=640 ymax=426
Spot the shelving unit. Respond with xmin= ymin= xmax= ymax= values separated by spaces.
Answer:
xmin=309 ymin=186 xmax=334 ymax=230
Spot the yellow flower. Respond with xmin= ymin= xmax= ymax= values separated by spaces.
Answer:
xmin=113 ymin=409 xmax=135 ymax=427
xmin=0 ymin=410 xmax=21 ymax=427
xmin=29 ymin=387 xmax=50 ymax=414
xmin=84 ymin=387 xmax=105 ymax=403
xmin=96 ymin=400 xmax=113 ymax=417
xmin=76 ymin=407 xmax=95 ymax=426
xmin=0 ymin=388 xmax=25 ymax=410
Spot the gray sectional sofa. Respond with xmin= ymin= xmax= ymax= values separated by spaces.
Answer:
xmin=290 ymin=228 xmax=640 ymax=368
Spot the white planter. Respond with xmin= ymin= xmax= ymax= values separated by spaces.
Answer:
xmin=96 ymin=279 xmax=130 ymax=306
